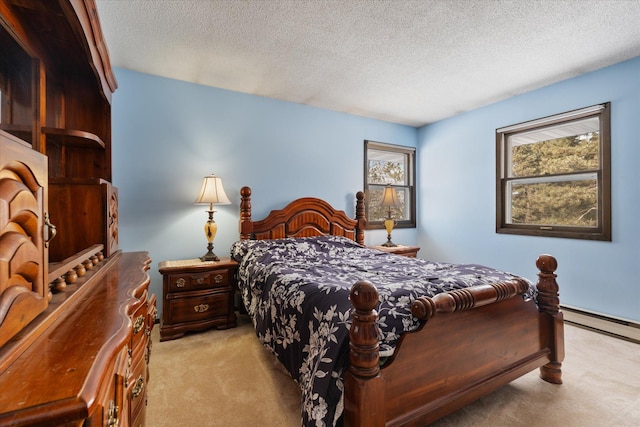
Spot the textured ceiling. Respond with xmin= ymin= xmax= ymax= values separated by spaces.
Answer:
xmin=95 ymin=0 xmax=640 ymax=127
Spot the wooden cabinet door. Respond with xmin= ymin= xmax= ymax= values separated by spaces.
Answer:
xmin=0 ymin=131 xmax=49 ymax=347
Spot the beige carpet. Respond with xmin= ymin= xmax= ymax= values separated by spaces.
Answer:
xmin=147 ymin=315 xmax=640 ymax=426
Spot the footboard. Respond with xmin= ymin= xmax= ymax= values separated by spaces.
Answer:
xmin=344 ymin=255 xmax=564 ymax=427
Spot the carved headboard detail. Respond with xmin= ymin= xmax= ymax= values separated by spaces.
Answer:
xmin=239 ymin=186 xmax=366 ymax=245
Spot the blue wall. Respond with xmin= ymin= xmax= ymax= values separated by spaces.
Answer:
xmin=111 ymin=69 xmax=418 ymax=306
xmin=417 ymin=56 xmax=640 ymax=322
xmin=113 ymin=56 xmax=639 ymax=322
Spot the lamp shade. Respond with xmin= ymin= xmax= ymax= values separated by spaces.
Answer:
xmin=194 ymin=174 xmax=231 ymax=205
xmin=380 ymin=184 xmax=400 ymax=207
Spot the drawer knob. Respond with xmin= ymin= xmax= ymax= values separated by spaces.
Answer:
xmin=194 ymin=303 xmax=210 ymax=313
xmin=133 ymin=315 xmax=145 ymax=334
xmin=214 ymin=274 xmax=223 ymax=284
xmin=175 ymin=278 xmax=186 ymax=288
xmin=196 ymin=277 xmax=205 ymax=285
xmin=132 ymin=375 xmax=145 ymax=399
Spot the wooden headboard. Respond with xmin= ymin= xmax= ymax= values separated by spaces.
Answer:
xmin=239 ymin=186 xmax=366 ymax=245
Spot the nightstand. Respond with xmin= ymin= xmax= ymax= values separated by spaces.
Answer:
xmin=369 ymin=245 xmax=420 ymax=258
xmin=159 ymin=257 xmax=238 ymax=341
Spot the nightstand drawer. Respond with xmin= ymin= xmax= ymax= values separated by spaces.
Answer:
xmin=166 ymin=290 xmax=230 ymax=324
xmin=167 ymin=269 xmax=230 ymax=292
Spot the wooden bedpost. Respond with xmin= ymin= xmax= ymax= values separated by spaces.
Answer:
xmin=344 ymin=280 xmax=385 ymax=427
xmin=240 ymin=186 xmax=252 ymax=240
xmin=535 ymin=254 xmax=564 ymax=384
xmin=355 ymin=191 xmax=366 ymax=246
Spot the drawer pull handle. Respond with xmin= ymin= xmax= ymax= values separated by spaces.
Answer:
xmin=194 ymin=303 xmax=209 ymax=313
xmin=43 ymin=212 xmax=57 ymax=248
xmin=214 ymin=274 xmax=223 ymax=284
xmin=132 ymin=376 xmax=145 ymax=399
xmin=133 ymin=315 xmax=145 ymax=334
xmin=125 ymin=347 xmax=132 ymax=388
xmin=107 ymin=400 xmax=119 ymax=426
xmin=175 ymin=278 xmax=186 ymax=288
xmin=196 ymin=277 xmax=205 ymax=285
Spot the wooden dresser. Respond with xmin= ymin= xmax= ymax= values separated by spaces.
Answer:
xmin=0 ymin=1 xmax=155 ymax=425
xmin=0 ymin=252 xmax=155 ymax=426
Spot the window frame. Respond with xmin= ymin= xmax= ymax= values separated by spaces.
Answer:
xmin=496 ymin=102 xmax=611 ymax=241
xmin=364 ymin=140 xmax=416 ymax=230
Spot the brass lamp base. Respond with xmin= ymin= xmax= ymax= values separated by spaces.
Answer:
xmin=381 ymin=238 xmax=397 ymax=247
xmin=381 ymin=217 xmax=397 ymax=247
xmin=200 ymin=243 xmax=220 ymax=262
xmin=200 ymin=208 xmax=220 ymax=262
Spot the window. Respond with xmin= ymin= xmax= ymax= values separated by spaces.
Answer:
xmin=496 ymin=103 xmax=611 ymax=240
xmin=364 ymin=140 xmax=416 ymax=229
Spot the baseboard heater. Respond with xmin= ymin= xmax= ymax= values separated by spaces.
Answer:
xmin=561 ymin=305 xmax=640 ymax=344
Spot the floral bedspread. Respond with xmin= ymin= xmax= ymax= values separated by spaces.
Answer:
xmin=230 ymin=236 xmax=534 ymax=427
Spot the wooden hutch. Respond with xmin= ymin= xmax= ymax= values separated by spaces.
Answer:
xmin=0 ymin=1 xmax=155 ymax=425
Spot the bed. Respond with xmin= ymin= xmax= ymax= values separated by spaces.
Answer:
xmin=233 ymin=186 xmax=564 ymax=427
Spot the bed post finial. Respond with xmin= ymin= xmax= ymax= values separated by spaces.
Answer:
xmin=535 ymin=254 xmax=564 ymax=385
xmin=355 ymin=191 xmax=366 ymax=245
xmin=536 ymin=254 xmax=559 ymax=314
xmin=344 ymin=280 xmax=385 ymax=427
xmin=240 ymin=186 xmax=253 ymax=240
xmin=349 ymin=280 xmax=379 ymax=377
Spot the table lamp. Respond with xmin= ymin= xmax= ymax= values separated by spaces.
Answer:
xmin=194 ymin=174 xmax=231 ymax=261
xmin=380 ymin=184 xmax=400 ymax=247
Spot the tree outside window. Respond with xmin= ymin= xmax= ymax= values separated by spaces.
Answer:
xmin=364 ymin=140 xmax=416 ymax=229
xmin=496 ymin=103 xmax=611 ymax=240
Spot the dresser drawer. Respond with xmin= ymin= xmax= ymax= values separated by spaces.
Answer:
xmin=167 ymin=269 xmax=230 ymax=292
xmin=166 ymin=290 xmax=231 ymax=324
xmin=127 ymin=354 xmax=148 ymax=425
xmin=131 ymin=404 xmax=146 ymax=427
xmin=129 ymin=295 xmax=149 ymax=358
